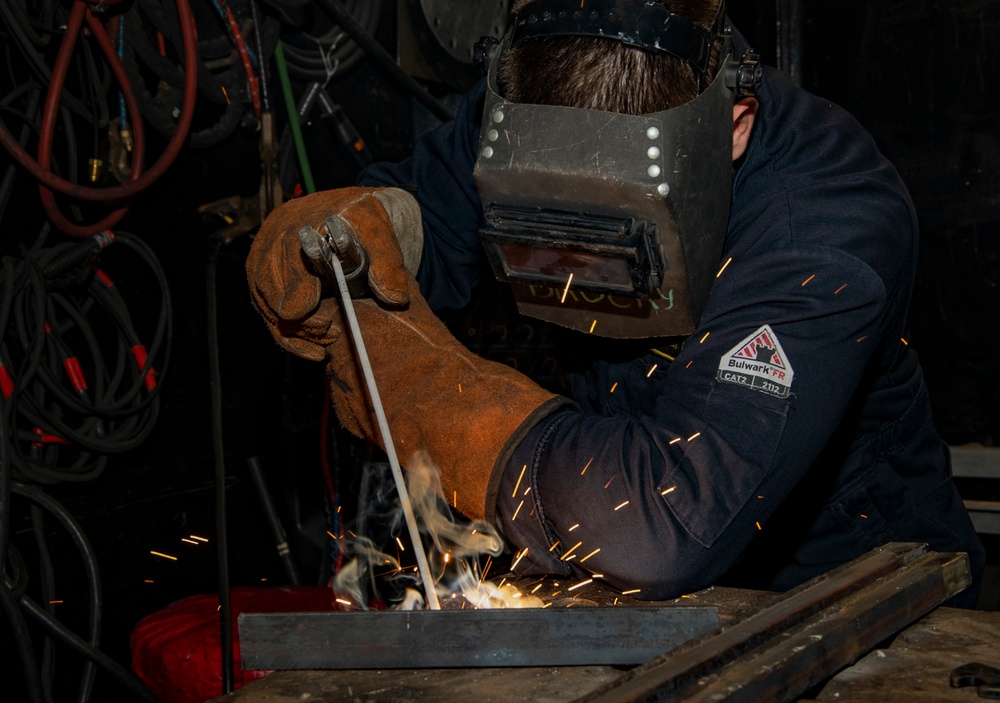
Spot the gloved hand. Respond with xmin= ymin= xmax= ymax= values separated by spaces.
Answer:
xmin=322 ymin=272 xmax=570 ymax=522
xmin=246 ymin=187 xmax=423 ymax=361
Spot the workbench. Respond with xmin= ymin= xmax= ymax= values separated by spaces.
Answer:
xmin=213 ymin=546 xmax=1000 ymax=703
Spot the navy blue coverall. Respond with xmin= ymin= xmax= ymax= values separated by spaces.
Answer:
xmin=359 ymin=41 xmax=985 ymax=603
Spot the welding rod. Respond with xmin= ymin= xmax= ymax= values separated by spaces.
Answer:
xmin=328 ymin=253 xmax=441 ymax=610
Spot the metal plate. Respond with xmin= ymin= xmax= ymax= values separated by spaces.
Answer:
xmin=239 ymin=605 xmax=719 ymax=670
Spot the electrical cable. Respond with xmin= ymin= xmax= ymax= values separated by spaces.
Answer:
xmin=277 ymin=0 xmax=377 ymax=83
xmin=0 ymin=0 xmax=198 ymax=237
xmin=206 ymin=236 xmax=234 ymax=694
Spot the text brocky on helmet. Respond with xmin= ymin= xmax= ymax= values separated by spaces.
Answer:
xmin=473 ymin=0 xmax=760 ymax=339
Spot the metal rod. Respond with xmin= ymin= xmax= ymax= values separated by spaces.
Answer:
xmin=329 ymin=253 xmax=441 ymax=610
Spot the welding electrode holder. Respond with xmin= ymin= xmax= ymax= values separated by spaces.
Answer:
xmin=298 ymin=218 xmax=370 ymax=298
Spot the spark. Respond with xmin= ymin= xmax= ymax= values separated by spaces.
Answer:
xmin=150 ymin=551 xmax=177 ymax=561
xmin=856 ymin=336 xmax=869 ymax=343
xmin=610 ymin=382 xmax=619 ymax=393
xmin=801 ymin=274 xmax=816 ymax=287
xmin=651 ymin=348 xmax=675 ymax=361
xmin=581 ymin=457 xmax=594 ymax=475
xmin=498 ymin=577 xmax=507 ymax=588
xmin=181 ymin=538 xmax=199 ymax=545
xmin=395 ymin=536 xmax=405 ymax=551
xmin=568 ymin=579 xmax=593 ymax=591
xmin=758 ymin=495 xmax=764 ymax=499
xmin=531 ymin=584 xmax=543 ymax=594
xmin=900 ymin=338 xmax=909 ymax=346
xmin=621 ymin=589 xmax=641 ymax=595
xmin=568 ymin=523 xmax=580 ymax=532
xmin=444 ymin=553 xmax=451 ymax=563
xmin=512 ymin=547 xmax=529 ymax=570
xmin=481 ymin=556 xmax=494 ymax=582
xmin=326 ymin=531 xmax=336 ymax=539
xmin=564 ymin=555 xmax=578 ymax=561
xmin=453 ymin=491 xmax=457 ymax=508
xmin=512 ymin=500 xmax=525 ymax=521
xmin=687 ymin=432 xmax=701 ymax=441
xmin=542 ymin=602 xmax=553 ymax=608
xmin=661 ymin=485 xmax=677 ymax=495
xmin=669 ymin=437 xmax=682 ymax=445
xmin=755 ymin=521 xmax=762 ymax=531
xmin=699 ymin=332 xmax=711 ymax=344
xmin=614 ymin=597 xmax=619 ymax=605
xmin=221 ymin=85 xmax=230 ymax=104
xmin=458 ymin=383 xmax=463 ymax=393
xmin=614 ymin=501 xmax=630 ymax=511
xmin=716 ymin=257 xmax=733 ymax=278
xmin=561 ymin=541 xmax=583 ymax=560
xmin=348 ymin=530 xmax=357 ymax=538
xmin=261 ymin=578 xmax=268 ymax=582
xmin=685 ymin=360 xmax=694 ymax=369
xmin=189 ymin=535 xmax=208 ymax=542
xmin=512 ymin=464 xmax=527 ymax=497
xmin=49 ymin=600 xmax=63 ymax=604
xmin=591 ymin=574 xmax=604 ymax=578
xmin=549 ymin=541 xmax=561 ymax=552
xmin=589 ymin=319 xmax=598 ymax=333
xmin=337 ymin=506 xmax=342 ymax=513
xmin=604 ymin=476 xmax=616 ymax=489
xmin=860 ymin=514 xmax=868 ymax=519
xmin=580 ymin=548 xmax=601 ymax=562
xmin=646 ymin=364 xmax=658 ymax=377
xmin=336 ymin=598 xmax=352 ymax=606
xmin=524 ymin=486 xmax=532 ymax=496
xmin=144 ymin=580 xmax=154 ymax=584
xmin=560 ymin=273 xmax=574 ymax=303
xmin=835 ymin=284 xmax=848 ymax=295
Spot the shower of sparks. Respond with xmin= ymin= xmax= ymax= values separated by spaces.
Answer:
xmin=610 ymin=382 xmax=619 ymax=393
xmin=569 ymin=523 xmax=580 ymax=531
xmin=150 ymin=551 xmax=177 ymax=561
xmin=687 ymin=432 xmax=701 ymax=441
xmin=621 ymin=589 xmax=641 ymax=595
xmin=614 ymin=500 xmax=630 ymax=511
xmin=512 ymin=464 xmax=527 ymax=497
xmin=568 ymin=579 xmax=593 ymax=591
xmin=581 ymin=457 xmax=594 ymax=475
xmin=801 ymin=274 xmax=816 ymax=287
xmin=395 ymin=536 xmax=405 ymax=551
xmin=336 ymin=598 xmax=352 ymax=607
xmin=189 ymin=535 xmax=208 ymax=542
xmin=669 ymin=437 xmax=682 ymax=445
xmin=580 ymin=548 xmax=601 ymax=563
xmin=512 ymin=547 xmax=529 ymax=570
xmin=512 ymin=500 xmax=525 ymax=521
xmin=716 ymin=257 xmax=733 ymax=278
xmin=857 ymin=336 xmax=869 ymax=343
xmin=646 ymin=364 xmax=658 ymax=377
xmin=755 ymin=521 xmax=762 ymax=531
xmin=590 ymin=320 xmax=598 ymax=333
xmin=900 ymin=338 xmax=908 ymax=346
xmin=561 ymin=542 xmax=583 ymax=560
xmin=835 ymin=284 xmax=848 ymax=295
xmin=561 ymin=273 xmax=574 ymax=303
xmin=699 ymin=332 xmax=711 ymax=344
xmin=661 ymin=485 xmax=677 ymax=495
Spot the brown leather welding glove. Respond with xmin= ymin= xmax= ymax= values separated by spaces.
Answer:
xmin=246 ymin=187 xmax=423 ymax=361
xmin=324 ymin=273 xmax=570 ymax=522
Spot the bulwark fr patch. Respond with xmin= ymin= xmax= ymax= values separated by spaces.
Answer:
xmin=717 ymin=324 xmax=794 ymax=398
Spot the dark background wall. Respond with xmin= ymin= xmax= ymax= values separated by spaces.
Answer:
xmin=0 ymin=1 xmax=997 ymax=701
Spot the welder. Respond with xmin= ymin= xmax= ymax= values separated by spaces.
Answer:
xmin=246 ymin=0 xmax=985 ymax=605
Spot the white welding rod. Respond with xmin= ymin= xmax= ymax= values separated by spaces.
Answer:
xmin=327 ymin=251 xmax=442 ymax=610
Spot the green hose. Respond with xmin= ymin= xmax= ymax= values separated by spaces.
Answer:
xmin=274 ymin=41 xmax=316 ymax=195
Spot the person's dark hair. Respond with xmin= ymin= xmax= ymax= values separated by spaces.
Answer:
xmin=498 ymin=0 xmax=724 ymax=114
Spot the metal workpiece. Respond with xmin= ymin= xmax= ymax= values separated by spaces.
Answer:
xmin=577 ymin=543 xmax=972 ymax=703
xmin=239 ymin=604 xmax=720 ymax=670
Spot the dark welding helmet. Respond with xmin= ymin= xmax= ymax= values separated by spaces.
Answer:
xmin=473 ymin=0 xmax=760 ymax=338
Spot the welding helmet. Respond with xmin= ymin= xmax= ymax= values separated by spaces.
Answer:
xmin=473 ymin=0 xmax=760 ymax=338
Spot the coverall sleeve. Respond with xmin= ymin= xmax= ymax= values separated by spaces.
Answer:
xmin=496 ymin=243 xmax=892 ymax=599
xmin=357 ymin=82 xmax=488 ymax=312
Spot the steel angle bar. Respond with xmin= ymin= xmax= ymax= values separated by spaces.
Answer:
xmin=239 ymin=605 xmax=719 ymax=670
xmin=576 ymin=543 xmax=971 ymax=703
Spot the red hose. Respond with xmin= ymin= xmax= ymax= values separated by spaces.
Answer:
xmin=0 ymin=0 xmax=198 ymax=237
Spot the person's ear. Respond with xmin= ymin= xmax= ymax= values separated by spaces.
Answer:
xmin=732 ymin=98 xmax=758 ymax=161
